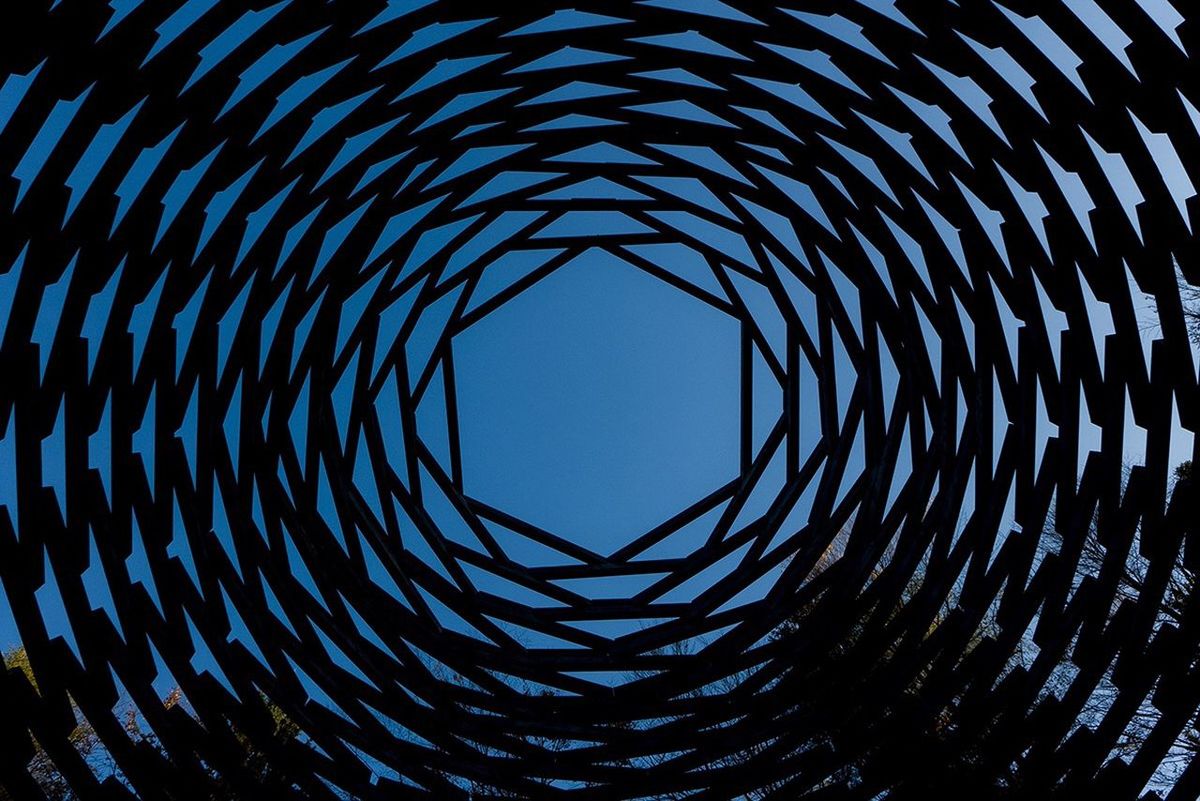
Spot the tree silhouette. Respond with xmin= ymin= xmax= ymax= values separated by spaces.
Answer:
xmin=2 ymin=646 xmax=306 ymax=801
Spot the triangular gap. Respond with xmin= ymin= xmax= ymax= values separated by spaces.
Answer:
xmin=312 ymin=625 xmax=379 ymax=691
xmin=645 ymin=210 xmax=758 ymax=269
xmin=635 ymin=499 xmax=731 ymax=561
xmin=522 ymin=81 xmax=635 ymax=110
xmin=454 ymin=123 xmax=512 ymax=143
xmin=484 ymin=669 xmax=575 ymax=699
xmin=440 ymin=211 xmax=548 ymax=286
xmin=912 ymin=298 xmax=943 ymax=398
xmin=330 ymin=348 xmax=360 ymax=453
xmin=924 ymin=397 xmax=936 ymax=454
xmin=559 ymin=669 xmax=633 ymax=690
xmin=985 ymin=477 xmax=1016 ymax=573
xmin=425 ymin=143 xmax=531 ymax=189
xmin=534 ymin=209 xmax=653 ymax=239
xmin=506 ymin=45 xmax=629 ymax=75
xmin=479 ymin=516 xmax=584 ymax=568
xmin=848 ymin=222 xmax=896 ymax=305
xmin=35 ymin=548 xmax=80 ymax=661
xmin=284 ymin=654 xmax=356 ymax=724
xmin=815 ymin=248 xmax=863 ymax=350
xmin=626 ymin=98 xmax=738 ymax=130
xmin=694 ymin=623 xmax=746 ymax=660
xmin=211 ymin=481 xmax=246 ymax=577
xmin=621 ymin=241 xmax=729 ymax=302
xmin=406 ymin=283 xmax=466 ymax=390
xmin=866 ymin=498 xmax=909 ymax=577
xmin=647 ymin=143 xmax=751 ymax=185
xmin=108 ymin=666 xmax=165 ymax=743
xmin=480 ymin=616 xmax=589 ymax=651
xmin=1168 ymin=398 xmax=1193 ymax=477
xmin=733 ymin=195 xmax=807 ymax=271
xmin=763 ymin=236 xmax=814 ymax=282
xmin=258 ymin=569 xmax=298 ymax=637
xmin=655 ymin=540 xmax=755 ymax=605
xmin=147 ymin=639 xmax=184 ymax=703
xmin=885 ymin=423 xmax=914 ymax=518
xmin=350 ymin=150 xmax=411 ymax=197
xmin=1030 ymin=267 xmax=1067 ymax=377
xmin=726 ymin=266 xmax=788 ymax=373
xmin=396 ymin=211 xmax=484 ymax=284
xmin=734 ymin=102 xmax=809 ymax=144
xmin=551 ymin=571 xmax=669 ymax=600
xmin=412 ymin=582 xmax=491 ymax=644
xmin=535 ymin=176 xmax=650 ymax=201
xmin=800 ymin=344 xmax=824 ymax=457
xmin=832 ymin=419 xmax=865 ymax=515
xmin=955 ymin=381 xmax=969 ymax=452
xmin=1123 ymin=387 xmax=1147 ymax=465
xmin=339 ymin=592 xmax=405 ymax=664
xmin=818 ymin=166 xmax=856 ymax=206
xmin=463 ymin=247 xmax=566 ymax=315
xmin=630 ymin=30 xmax=750 ymax=62
xmin=751 ymin=344 xmax=780 ymax=459
xmin=818 ymin=134 xmax=898 ymax=204
xmin=831 ymin=326 xmax=857 ymax=429
xmin=729 ymin=440 xmax=788 ymax=535
xmin=993 ymin=372 xmax=1009 ymax=476
xmin=83 ymin=526 xmax=123 ymax=640
xmin=415 ymin=462 xmax=485 ymax=556
xmin=768 ymin=247 xmax=820 ymax=355
xmin=987 ymin=273 xmax=1020 ymax=385
xmin=560 ymin=617 xmax=652 ymax=641
xmin=415 ymin=362 xmax=452 ymax=480
xmin=952 ymin=291 xmax=976 ymax=364
xmin=281 ymin=520 xmax=331 ymax=614
xmin=373 ymin=368 xmax=409 ymax=491
xmin=1034 ymin=380 xmax=1059 ymax=479
xmin=335 ymin=266 xmax=388 ymax=360
xmin=1078 ymin=391 xmax=1104 ymax=478
xmin=636 ymin=0 xmax=763 ymax=28
xmin=288 ymin=289 xmax=326 ymax=376
xmin=741 ymin=141 xmax=791 ymax=164
xmin=387 ymin=491 xmax=454 ymax=585
xmin=713 ymin=558 xmax=790 ymax=614
xmin=545 ymin=141 xmax=658 ymax=165
xmin=878 ymin=323 xmax=901 ymax=424
xmin=913 ymin=190 xmax=971 ymax=286
xmin=358 ymin=521 xmax=414 ymax=612
xmin=275 ymin=459 xmax=295 ymax=506
xmin=456 ymin=562 xmax=567 ymax=609
xmin=952 ymin=175 xmax=1011 ymax=275
xmin=343 ymin=737 xmax=413 ymax=788
xmin=631 ymin=174 xmax=737 ymax=220
xmin=352 ymin=433 xmax=387 ymax=531
xmin=879 ymin=209 xmax=934 ymax=298
xmin=1124 ymin=257 xmax=1157 ymax=375
xmin=1077 ymin=265 xmax=1114 ymax=372
xmin=522 ymin=113 xmax=623 ymax=133
xmin=397 ymin=158 xmax=435 ymax=194
xmin=763 ymin=465 xmax=821 ymax=558
xmin=750 ymin=163 xmax=840 ymax=239
xmin=399 ymin=639 xmax=476 ymax=690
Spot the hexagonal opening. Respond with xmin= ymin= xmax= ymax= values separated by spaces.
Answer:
xmin=451 ymin=247 xmax=742 ymax=555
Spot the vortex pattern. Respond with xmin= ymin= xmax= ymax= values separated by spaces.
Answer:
xmin=2 ymin=1 xmax=1199 ymax=798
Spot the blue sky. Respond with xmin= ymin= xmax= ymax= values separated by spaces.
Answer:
xmin=452 ymin=246 xmax=741 ymax=555
xmin=0 ymin=12 xmax=1196 ymax=693
xmin=2 ymin=209 xmax=1197 ymax=663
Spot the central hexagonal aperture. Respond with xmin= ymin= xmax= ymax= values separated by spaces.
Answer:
xmin=452 ymin=247 xmax=741 ymax=555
